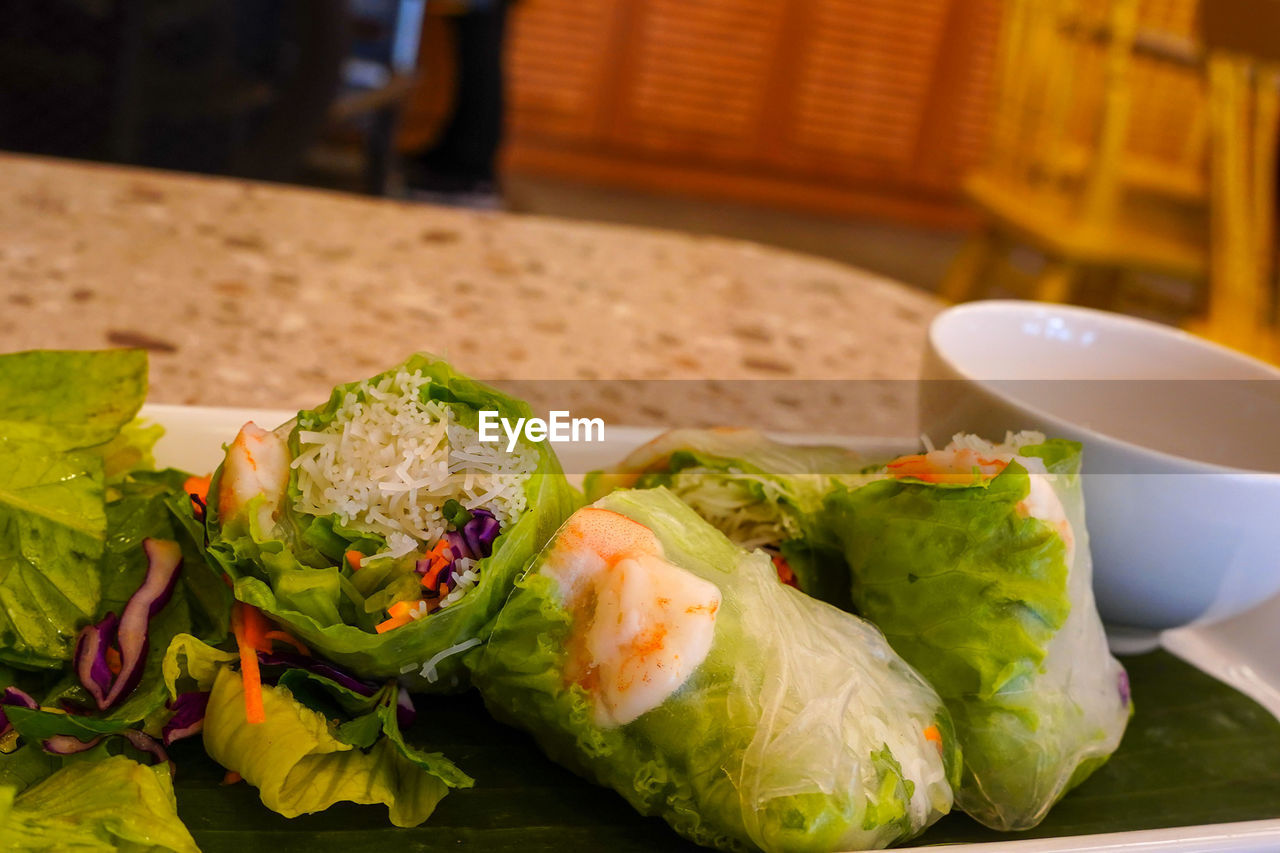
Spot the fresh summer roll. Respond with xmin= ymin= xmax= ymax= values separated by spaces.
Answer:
xmin=583 ymin=428 xmax=873 ymax=608
xmin=470 ymin=487 xmax=959 ymax=853
xmin=824 ymin=432 xmax=1131 ymax=832
xmin=204 ymin=354 xmax=578 ymax=690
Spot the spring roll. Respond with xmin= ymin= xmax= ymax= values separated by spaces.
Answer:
xmin=584 ymin=428 xmax=873 ymax=608
xmin=824 ymin=432 xmax=1131 ymax=831
xmin=470 ymin=487 xmax=959 ymax=853
xmin=204 ymin=354 xmax=578 ymax=690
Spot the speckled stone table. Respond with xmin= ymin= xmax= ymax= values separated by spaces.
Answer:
xmin=0 ymin=154 xmax=943 ymax=436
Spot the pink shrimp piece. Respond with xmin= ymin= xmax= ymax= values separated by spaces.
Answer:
xmin=887 ymin=448 xmax=1009 ymax=485
xmin=218 ymin=422 xmax=291 ymax=535
xmin=543 ymin=508 xmax=721 ymax=727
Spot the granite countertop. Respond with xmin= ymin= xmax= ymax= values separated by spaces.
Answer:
xmin=0 ymin=154 xmax=942 ymax=436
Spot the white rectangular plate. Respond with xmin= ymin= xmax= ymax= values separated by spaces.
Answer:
xmin=143 ymin=403 xmax=1280 ymax=853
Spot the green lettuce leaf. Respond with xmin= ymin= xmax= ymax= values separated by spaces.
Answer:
xmin=100 ymin=469 xmax=230 ymax=643
xmin=35 ymin=469 xmax=231 ymax=731
xmin=0 ymin=440 xmax=106 ymax=669
xmin=94 ymin=419 xmax=166 ymax=484
xmin=825 ymin=442 xmax=1130 ymax=831
xmin=205 ymin=354 xmax=579 ymax=688
xmin=197 ymin=658 xmax=469 ymax=827
xmin=164 ymin=633 xmax=473 ymax=826
xmin=162 ymin=633 xmax=237 ymax=697
xmin=0 ymin=754 xmax=199 ymax=852
xmin=0 ymin=349 xmax=161 ymax=670
xmin=472 ymin=487 xmax=958 ymax=853
xmin=829 ymin=462 xmax=1070 ymax=699
xmin=0 ymin=349 xmax=148 ymax=451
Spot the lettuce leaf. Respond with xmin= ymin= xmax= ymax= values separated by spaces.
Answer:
xmin=100 ymin=470 xmax=230 ymax=644
xmin=0 ymin=350 xmax=208 ymax=849
xmin=472 ymin=488 xmax=958 ymax=853
xmin=0 ymin=754 xmax=199 ymax=853
xmin=203 ymin=668 xmax=450 ymax=826
xmin=165 ymin=632 xmax=471 ymax=828
xmin=33 ymin=469 xmax=232 ymax=732
xmin=205 ymin=354 xmax=579 ymax=688
xmin=94 ymin=419 xmax=165 ymax=484
xmin=829 ymin=462 xmax=1070 ymax=699
xmin=825 ymin=443 xmax=1130 ymax=831
xmin=0 ymin=349 xmax=147 ymax=451
xmin=0 ymin=349 xmax=156 ymax=670
xmin=0 ymin=440 xmax=106 ymax=669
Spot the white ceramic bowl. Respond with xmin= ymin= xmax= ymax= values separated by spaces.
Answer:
xmin=919 ymin=300 xmax=1280 ymax=631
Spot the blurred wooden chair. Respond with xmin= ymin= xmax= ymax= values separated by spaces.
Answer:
xmin=1196 ymin=0 xmax=1280 ymax=360
xmin=947 ymin=0 xmax=1280 ymax=364
xmin=942 ymin=0 xmax=1211 ymax=307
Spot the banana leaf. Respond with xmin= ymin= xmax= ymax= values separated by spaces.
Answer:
xmin=166 ymin=649 xmax=1280 ymax=852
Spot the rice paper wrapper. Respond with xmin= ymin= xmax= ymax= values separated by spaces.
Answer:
xmin=583 ymin=428 xmax=875 ymax=608
xmin=470 ymin=487 xmax=959 ymax=853
xmin=205 ymin=354 xmax=579 ymax=689
xmin=825 ymin=437 xmax=1131 ymax=831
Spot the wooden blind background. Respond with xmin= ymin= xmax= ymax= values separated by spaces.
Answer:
xmin=503 ymin=0 xmax=1003 ymax=227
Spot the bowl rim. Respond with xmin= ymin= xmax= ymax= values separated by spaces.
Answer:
xmin=926 ymin=300 xmax=1280 ymax=477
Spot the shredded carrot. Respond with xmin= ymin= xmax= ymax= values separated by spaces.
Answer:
xmin=376 ymin=613 xmax=413 ymax=634
xmin=105 ymin=647 xmax=122 ymax=676
xmin=770 ymin=554 xmax=798 ymax=588
xmin=420 ymin=560 xmax=449 ymax=592
xmin=388 ymin=600 xmax=415 ymax=620
xmin=221 ymin=770 xmax=242 ymax=785
xmin=344 ymin=550 xmax=363 ymax=571
xmin=887 ymin=453 xmax=1008 ymax=485
xmin=240 ymin=602 xmax=272 ymax=653
xmin=184 ymin=475 xmax=211 ymax=504
xmin=231 ymin=603 xmax=266 ymax=725
xmin=923 ymin=725 xmax=942 ymax=747
xmin=263 ymin=630 xmax=310 ymax=656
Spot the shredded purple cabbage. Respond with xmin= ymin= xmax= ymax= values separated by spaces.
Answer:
xmin=396 ymin=687 xmax=416 ymax=730
xmin=120 ymin=729 xmax=171 ymax=767
xmin=257 ymin=650 xmax=415 ymax=728
xmin=73 ymin=613 xmax=119 ymax=709
xmin=162 ymin=692 xmax=209 ymax=745
xmin=42 ymin=733 xmax=103 ymax=755
xmin=73 ymin=539 xmax=184 ymax=710
xmin=444 ymin=530 xmax=473 ymax=562
xmin=462 ymin=508 xmax=499 ymax=560
xmin=257 ymin=650 xmax=379 ymax=696
xmin=0 ymin=686 xmax=38 ymax=737
xmin=413 ymin=507 xmax=499 ymax=601
xmin=1118 ymin=669 xmax=1131 ymax=707
xmin=42 ymin=729 xmax=170 ymax=769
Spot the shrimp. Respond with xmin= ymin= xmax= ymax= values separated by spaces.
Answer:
xmin=887 ymin=448 xmax=1009 ymax=485
xmin=1016 ymin=471 xmax=1076 ymax=564
xmin=542 ymin=508 xmax=721 ymax=727
xmin=218 ymin=422 xmax=292 ymax=536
